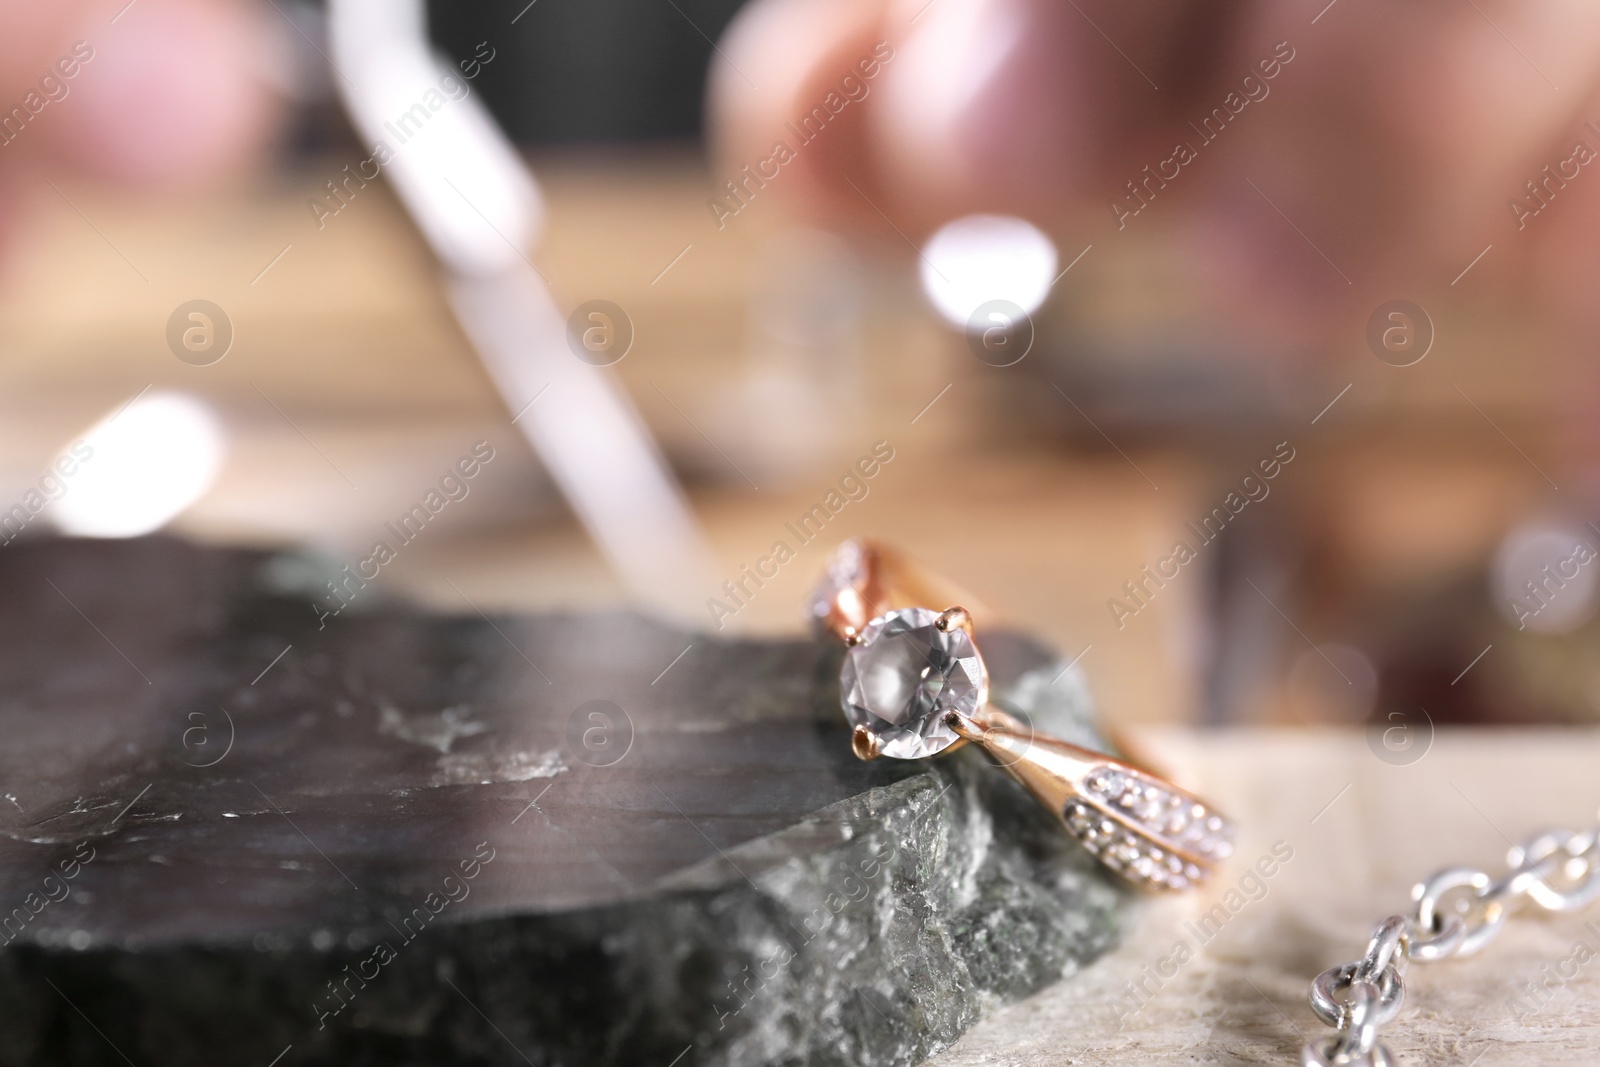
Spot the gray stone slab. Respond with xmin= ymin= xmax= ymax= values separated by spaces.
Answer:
xmin=0 ymin=536 xmax=1128 ymax=1066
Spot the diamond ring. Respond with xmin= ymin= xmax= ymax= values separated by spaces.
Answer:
xmin=809 ymin=539 xmax=1235 ymax=892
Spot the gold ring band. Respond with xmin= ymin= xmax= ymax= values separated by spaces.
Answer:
xmin=808 ymin=539 xmax=1235 ymax=892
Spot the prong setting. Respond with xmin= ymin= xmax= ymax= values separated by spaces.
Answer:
xmin=934 ymin=606 xmax=973 ymax=636
xmin=943 ymin=709 xmax=984 ymax=742
xmin=851 ymin=724 xmax=882 ymax=760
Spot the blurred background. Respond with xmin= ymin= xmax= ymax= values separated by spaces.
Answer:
xmin=3 ymin=0 xmax=1599 ymax=736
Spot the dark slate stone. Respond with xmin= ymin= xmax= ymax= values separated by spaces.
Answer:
xmin=0 ymin=536 xmax=1127 ymax=1066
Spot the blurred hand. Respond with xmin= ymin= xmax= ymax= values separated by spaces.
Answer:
xmin=710 ymin=0 xmax=1600 ymax=330
xmin=0 ymin=0 xmax=278 ymax=238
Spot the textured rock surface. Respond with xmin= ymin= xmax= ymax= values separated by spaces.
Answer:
xmin=0 ymin=536 xmax=1127 ymax=1066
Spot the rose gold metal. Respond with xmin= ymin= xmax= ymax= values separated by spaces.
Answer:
xmin=946 ymin=709 xmax=1233 ymax=890
xmin=814 ymin=538 xmax=1236 ymax=892
xmin=814 ymin=541 xmax=993 ymax=644
xmin=851 ymin=724 xmax=883 ymax=761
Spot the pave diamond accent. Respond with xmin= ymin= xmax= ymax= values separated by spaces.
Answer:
xmin=839 ymin=607 xmax=987 ymax=760
xmin=1066 ymin=765 xmax=1237 ymax=890
xmin=808 ymin=539 xmax=869 ymax=631
xmin=1064 ymin=800 xmax=1206 ymax=891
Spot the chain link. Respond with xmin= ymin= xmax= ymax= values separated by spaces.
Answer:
xmin=1300 ymin=813 xmax=1600 ymax=1066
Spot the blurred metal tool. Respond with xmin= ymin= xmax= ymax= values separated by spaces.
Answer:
xmin=326 ymin=0 xmax=717 ymax=616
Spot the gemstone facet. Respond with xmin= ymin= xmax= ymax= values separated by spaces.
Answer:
xmin=839 ymin=607 xmax=987 ymax=760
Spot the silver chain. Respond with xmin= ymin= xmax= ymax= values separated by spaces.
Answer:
xmin=1301 ymin=816 xmax=1600 ymax=1066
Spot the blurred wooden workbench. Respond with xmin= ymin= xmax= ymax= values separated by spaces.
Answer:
xmin=0 ymin=151 xmax=1580 ymax=731
xmin=0 ymin=151 xmax=1212 ymax=727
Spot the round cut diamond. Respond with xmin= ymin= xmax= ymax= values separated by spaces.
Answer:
xmin=839 ymin=607 xmax=987 ymax=759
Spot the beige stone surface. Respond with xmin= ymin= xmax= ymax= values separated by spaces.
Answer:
xmin=926 ymin=729 xmax=1600 ymax=1066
